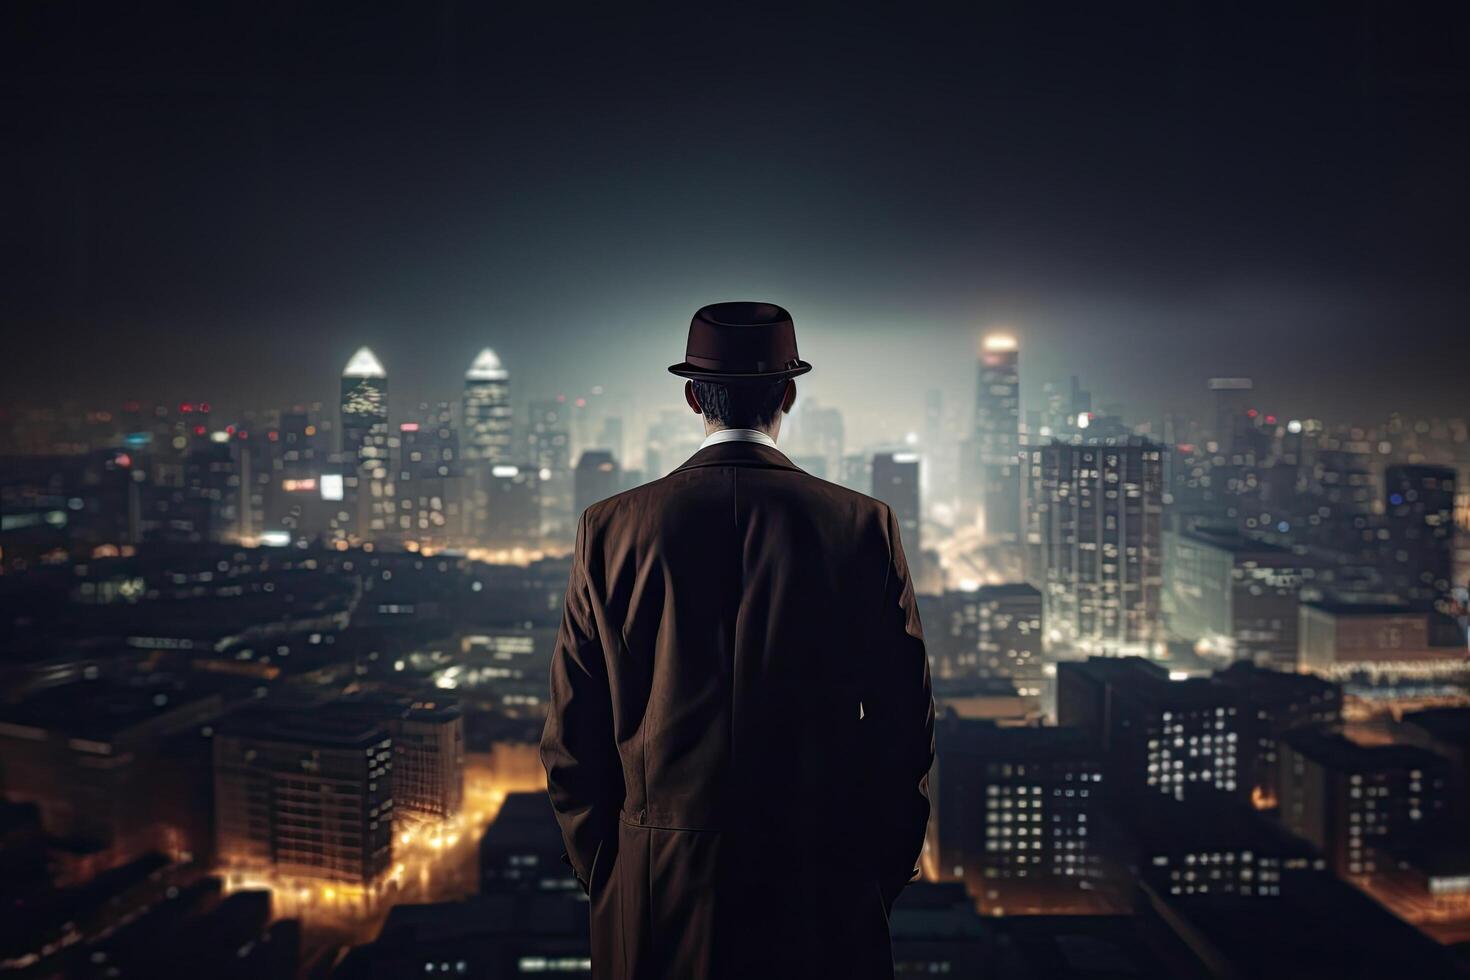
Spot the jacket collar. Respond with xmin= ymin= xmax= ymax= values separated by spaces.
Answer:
xmin=671 ymin=439 xmax=804 ymax=474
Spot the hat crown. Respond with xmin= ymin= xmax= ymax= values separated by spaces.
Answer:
xmin=670 ymin=301 xmax=809 ymax=380
xmin=696 ymin=301 xmax=788 ymax=327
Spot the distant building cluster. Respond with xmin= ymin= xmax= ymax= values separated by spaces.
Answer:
xmin=2 ymin=333 xmax=1469 ymax=976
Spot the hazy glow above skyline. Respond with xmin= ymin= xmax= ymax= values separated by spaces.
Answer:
xmin=5 ymin=5 xmax=1467 ymax=428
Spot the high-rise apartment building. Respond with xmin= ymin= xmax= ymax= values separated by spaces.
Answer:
xmin=1280 ymin=731 xmax=1449 ymax=877
xmin=965 ymin=334 xmax=1021 ymax=542
xmin=1381 ymin=464 xmax=1456 ymax=609
xmin=930 ymin=718 xmax=1106 ymax=914
xmin=394 ymin=403 xmax=463 ymax=545
xmin=339 ymin=346 xmax=390 ymax=540
xmin=214 ymin=704 xmax=395 ymax=889
xmin=463 ymin=349 xmax=513 ymax=465
xmin=1033 ymin=439 xmax=1165 ymax=655
xmin=873 ymin=452 xmax=922 ymax=558
xmin=574 ymin=450 xmax=621 ymax=517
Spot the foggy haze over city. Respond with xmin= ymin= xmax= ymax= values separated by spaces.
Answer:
xmin=7 ymin=4 xmax=1469 ymax=426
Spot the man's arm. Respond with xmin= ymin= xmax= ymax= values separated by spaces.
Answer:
xmin=862 ymin=503 xmax=937 ymax=911
xmin=540 ymin=511 xmax=620 ymax=893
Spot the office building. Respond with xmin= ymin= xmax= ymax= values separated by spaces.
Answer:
xmin=214 ymin=704 xmax=395 ymax=889
xmin=379 ymin=699 xmax=464 ymax=823
xmin=1208 ymin=377 xmax=1254 ymax=458
xmin=479 ymin=792 xmax=580 ymax=894
xmin=1058 ymin=657 xmax=1243 ymax=806
xmin=1133 ymin=799 xmax=1321 ymax=901
xmin=887 ymin=883 xmax=990 ymax=975
xmin=0 ymin=681 xmax=223 ymax=874
xmin=925 ymin=585 xmax=1043 ymax=695
xmin=1163 ymin=526 xmax=1315 ymax=669
xmin=1298 ymin=601 xmax=1465 ymax=679
xmin=394 ymin=404 xmax=463 ymax=546
xmin=1381 ymin=464 xmax=1456 ymax=609
xmin=340 ymin=346 xmax=391 ymax=540
xmin=964 ymin=334 xmax=1021 ymax=542
xmin=574 ymin=450 xmax=621 ymax=516
xmin=1399 ymin=708 xmax=1470 ymax=823
xmin=476 ymin=463 xmax=542 ymax=549
xmin=930 ymin=719 xmax=1106 ymax=914
xmin=463 ymin=348 xmax=514 ymax=465
xmin=1033 ymin=440 xmax=1165 ymax=655
xmin=1210 ymin=662 xmax=1341 ymax=810
xmin=873 ymin=451 xmax=922 ymax=557
xmin=1280 ymin=731 xmax=1449 ymax=877
xmin=788 ymin=399 xmax=845 ymax=484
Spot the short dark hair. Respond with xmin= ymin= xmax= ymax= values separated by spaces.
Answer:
xmin=690 ymin=378 xmax=789 ymax=430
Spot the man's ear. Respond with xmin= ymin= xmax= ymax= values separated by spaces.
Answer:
xmin=781 ymin=380 xmax=797 ymax=414
xmin=684 ymin=380 xmax=702 ymax=415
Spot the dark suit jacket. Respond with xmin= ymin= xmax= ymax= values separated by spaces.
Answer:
xmin=540 ymin=439 xmax=935 ymax=979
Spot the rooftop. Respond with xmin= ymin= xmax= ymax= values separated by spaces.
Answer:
xmin=1301 ymin=599 xmax=1418 ymax=617
xmin=219 ymin=702 xmax=388 ymax=748
xmin=466 ymin=347 xmax=509 ymax=381
xmin=938 ymin=718 xmax=1098 ymax=760
xmin=342 ymin=346 xmax=386 ymax=378
xmin=1179 ymin=525 xmax=1293 ymax=556
xmin=1404 ymin=707 xmax=1470 ymax=747
xmin=1284 ymin=730 xmax=1448 ymax=772
xmin=0 ymin=679 xmax=222 ymax=743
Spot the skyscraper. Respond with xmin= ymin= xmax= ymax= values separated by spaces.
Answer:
xmin=339 ymin=346 xmax=389 ymax=540
xmin=574 ymin=450 xmax=621 ymax=516
xmin=1382 ymin=464 xmax=1456 ymax=609
xmin=930 ymin=718 xmax=1106 ymax=915
xmin=394 ymin=403 xmax=463 ymax=545
xmin=214 ymin=705 xmax=396 ymax=891
xmin=1034 ymin=439 xmax=1165 ymax=655
xmin=873 ymin=451 xmax=921 ymax=557
xmin=463 ymin=348 xmax=513 ymax=465
xmin=1208 ymin=377 xmax=1254 ymax=458
xmin=965 ymin=334 xmax=1021 ymax=542
xmin=527 ymin=398 xmax=575 ymax=540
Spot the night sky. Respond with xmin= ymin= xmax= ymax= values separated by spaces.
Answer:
xmin=5 ymin=2 xmax=1469 ymax=436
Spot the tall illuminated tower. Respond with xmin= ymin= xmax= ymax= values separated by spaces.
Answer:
xmin=966 ymin=333 xmax=1021 ymax=542
xmin=463 ymin=348 xmax=513 ymax=464
xmin=339 ymin=346 xmax=389 ymax=539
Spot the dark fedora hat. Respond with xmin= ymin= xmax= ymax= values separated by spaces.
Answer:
xmin=668 ymin=301 xmax=813 ymax=382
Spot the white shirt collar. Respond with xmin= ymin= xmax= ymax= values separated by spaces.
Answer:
xmin=698 ymin=428 xmax=778 ymax=451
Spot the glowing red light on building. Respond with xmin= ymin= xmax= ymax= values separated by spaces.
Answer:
xmin=268 ymin=430 xmax=279 ymax=442
xmin=199 ymin=402 xmax=211 ymax=414
xmin=115 ymin=453 xmax=132 ymax=468
xmin=400 ymin=422 xmax=420 ymax=432
xmin=180 ymin=402 xmax=194 ymax=414
xmin=1246 ymin=409 xmax=1258 ymax=419
xmin=1265 ymin=415 xmax=1277 ymax=425
xmin=194 ymin=425 xmax=207 ymax=436
xmin=237 ymin=430 xmax=249 ymax=440
xmin=575 ymin=398 xmax=587 ymax=408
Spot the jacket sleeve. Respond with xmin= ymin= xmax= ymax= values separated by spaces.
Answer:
xmin=862 ymin=503 xmax=936 ymax=911
xmin=540 ymin=510 xmax=620 ymax=893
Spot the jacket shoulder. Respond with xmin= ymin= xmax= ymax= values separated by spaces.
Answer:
xmin=581 ymin=466 xmax=893 ymax=535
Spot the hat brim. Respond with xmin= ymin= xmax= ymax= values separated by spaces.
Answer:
xmin=668 ymin=360 xmax=812 ymax=382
